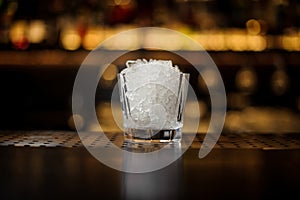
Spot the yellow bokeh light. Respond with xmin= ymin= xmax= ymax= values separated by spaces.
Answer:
xmin=82 ymin=28 xmax=103 ymax=50
xmin=143 ymin=30 xmax=183 ymax=51
xmin=28 ymin=20 xmax=46 ymax=43
xmin=114 ymin=0 xmax=131 ymax=6
xmin=236 ymin=68 xmax=257 ymax=93
xmin=246 ymin=19 xmax=261 ymax=35
xmin=9 ymin=20 xmax=27 ymax=43
xmin=102 ymin=28 xmax=139 ymax=50
xmin=207 ymin=33 xmax=227 ymax=51
xmin=224 ymin=111 xmax=242 ymax=132
xmin=247 ymin=35 xmax=267 ymax=51
xmin=191 ymin=33 xmax=208 ymax=50
xmin=60 ymin=29 xmax=81 ymax=51
xmin=102 ymin=64 xmax=118 ymax=81
xmin=226 ymin=32 xmax=248 ymax=51
xmin=282 ymin=35 xmax=300 ymax=51
xmin=100 ymin=64 xmax=119 ymax=88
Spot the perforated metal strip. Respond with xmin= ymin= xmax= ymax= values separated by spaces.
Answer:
xmin=0 ymin=131 xmax=300 ymax=150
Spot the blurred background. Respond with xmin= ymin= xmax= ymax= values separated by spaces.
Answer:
xmin=1 ymin=0 xmax=300 ymax=133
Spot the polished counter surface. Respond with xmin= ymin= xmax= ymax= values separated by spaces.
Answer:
xmin=0 ymin=131 xmax=300 ymax=199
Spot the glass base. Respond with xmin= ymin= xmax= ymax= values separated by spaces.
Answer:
xmin=124 ymin=128 xmax=182 ymax=143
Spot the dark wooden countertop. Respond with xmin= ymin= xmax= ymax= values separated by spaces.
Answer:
xmin=0 ymin=131 xmax=299 ymax=199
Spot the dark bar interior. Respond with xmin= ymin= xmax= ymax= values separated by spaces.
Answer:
xmin=0 ymin=0 xmax=300 ymax=199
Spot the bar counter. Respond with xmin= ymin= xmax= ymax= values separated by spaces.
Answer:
xmin=1 ymin=131 xmax=299 ymax=199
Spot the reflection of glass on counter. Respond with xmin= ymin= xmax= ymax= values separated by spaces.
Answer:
xmin=122 ymin=158 xmax=183 ymax=199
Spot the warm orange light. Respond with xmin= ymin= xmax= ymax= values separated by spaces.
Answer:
xmin=60 ymin=28 xmax=81 ymax=51
xmin=282 ymin=34 xmax=300 ymax=51
xmin=225 ymin=30 xmax=248 ymax=51
xmin=114 ymin=0 xmax=131 ymax=6
xmin=246 ymin=19 xmax=261 ymax=35
xmin=102 ymin=28 xmax=139 ymax=50
xmin=224 ymin=111 xmax=242 ymax=131
xmin=102 ymin=64 xmax=118 ymax=81
xmin=82 ymin=28 xmax=103 ymax=50
xmin=28 ymin=20 xmax=46 ymax=43
xmin=95 ymin=102 xmax=122 ymax=132
xmin=9 ymin=20 xmax=29 ymax=49
xmin=236 ymin=68 xmax=257 ymax=93
xmin=210 ymin=33 xmax=226 ymax=51
xmin=99 ymin=64 xmax=119 ymax=88
xmin=143 ymin=30 xmax=182 ymax=50
xmin=9 ymin=20 xmax=27 ymax=42
xmin=247 ymin=35 xmax=267 ymax=51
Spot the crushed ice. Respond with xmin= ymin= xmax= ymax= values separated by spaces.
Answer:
xmin=120 ymin=59 xmax=184 ymax=129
